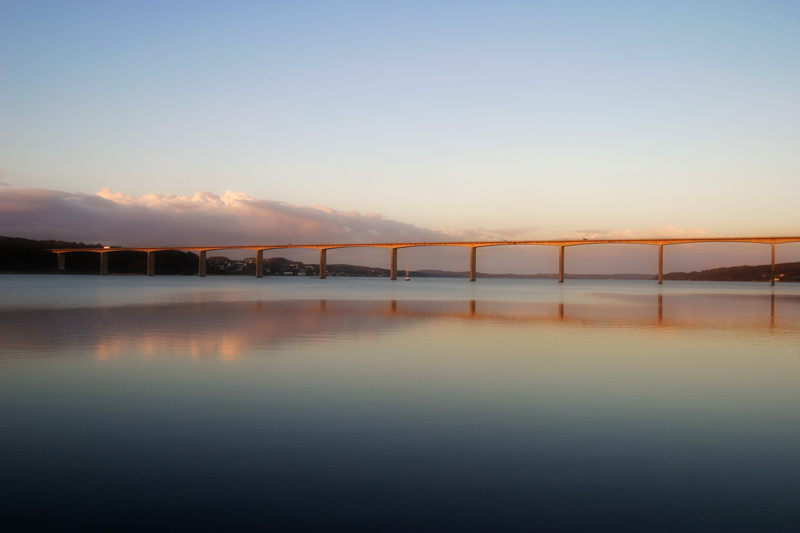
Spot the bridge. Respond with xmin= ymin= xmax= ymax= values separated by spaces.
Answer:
xmin=49 ymin=236 xmax=800 ymax=285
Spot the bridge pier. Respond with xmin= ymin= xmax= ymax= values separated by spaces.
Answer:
xmin=390 ymin=248 xmax=397 ymax=280
xmin=100 ymin=253 xmax=108 ymax=275
xmin=147 ymin=251 xmax=155 ymax=276
xmin=658 ymin=244 xmax=663 ymax=284
xmin=256 ymin=250 xmax=263 ymax=278
xmin=559 ymin=246 xmax=564 ymax=282
xmin=319 ymin=249 xmax=327 ymax=279
xmin=57 ymin=253 xmax=65 ymax=271
xmin=470 ymin=247 xmax=477 ymax=281
xmin=199 ymin=251 xmax=207 ymax=277
xmin=771 ymin=243 xmax=775 ymax=285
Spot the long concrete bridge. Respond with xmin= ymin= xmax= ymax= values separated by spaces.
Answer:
xmin=50 ymin=236 xmax=800 ymax=285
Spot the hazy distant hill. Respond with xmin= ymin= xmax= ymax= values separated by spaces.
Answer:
xmin=414 ymin=270 xmax=655 ymax=280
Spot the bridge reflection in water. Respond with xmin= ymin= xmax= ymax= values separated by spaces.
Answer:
xmin=3 ymin=292 xmax=797 ymax=363
xmin=50 ymin=236 xmax=800 ymax=285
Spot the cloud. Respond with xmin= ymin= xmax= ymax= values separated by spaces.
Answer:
xmin=0 ymin=187 xmax=467 ymax=247
xmin=483 ymin=227 xmax=538 ymax=239
xmin=568 ymin=226 xmax=710 ymax=240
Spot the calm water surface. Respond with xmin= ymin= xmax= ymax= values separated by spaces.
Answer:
xmin=2 ymin=275 xmax=800 ymax=531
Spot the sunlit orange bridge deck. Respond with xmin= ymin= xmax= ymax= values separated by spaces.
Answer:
xmin=50 ymin=236 xmax=800 ymax=285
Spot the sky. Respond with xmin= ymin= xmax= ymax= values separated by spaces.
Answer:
xmin=1 ymin=0 xmax=799 ymax=273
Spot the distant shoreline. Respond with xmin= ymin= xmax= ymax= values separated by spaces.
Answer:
xmin=3 ymin=268 xmax=799 ymax=282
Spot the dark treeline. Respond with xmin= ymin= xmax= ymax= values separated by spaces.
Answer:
xmin=0 ymin=236 xmax=198 ymax=274
xmin=1 ymin=236 xmax=100 ymax=272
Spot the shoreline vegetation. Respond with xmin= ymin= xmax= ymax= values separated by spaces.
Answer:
xmin=2 ymin=236 xmax=799 ymax=282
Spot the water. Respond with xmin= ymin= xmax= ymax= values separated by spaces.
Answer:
xmin=2 ymin=275 xmax=800 ymax=531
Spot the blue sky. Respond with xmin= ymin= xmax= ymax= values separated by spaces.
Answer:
xmin=1 ymin=1 xmax=799 ymax=272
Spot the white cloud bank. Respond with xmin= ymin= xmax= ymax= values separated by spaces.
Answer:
xmin=0 ymin=188 xmax=470 ymax=246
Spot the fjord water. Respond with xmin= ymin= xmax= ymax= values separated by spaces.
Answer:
xmin=2 ymin=275 xmax=799 ymax=531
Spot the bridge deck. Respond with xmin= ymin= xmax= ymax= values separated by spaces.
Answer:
xmin=48 ymin=236 xmax=800 ymax=285
xmin=46 ymin=236 xmax=800 ymax=254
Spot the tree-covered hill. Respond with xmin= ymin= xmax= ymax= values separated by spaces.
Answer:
xmin=661 ymin=262 xmax=800 ymax=282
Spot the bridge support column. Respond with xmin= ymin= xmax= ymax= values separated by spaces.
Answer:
xmin=256 ymin=250 xmax=263 ymax=278
xmin=658 ymin=245 xmax=663 ymax=284
xmin=771 ymin=243 xmax=775 ymax=286
xmin=57 ymin=253 xmax=65 ymax=271
xmin=469 ymin=247 xmax=477 ymax=281
xmin=319 ymin=249 xmax=327 ymax=279
xmin=390 ymin=248 xmax=397 ymax=280
xmin=558 ymin=246 xmax=564 ymax=283
xmin=100 ymin=253 xmax=109 ymax=275
xmin=199 ymin=251 xmax=207 ymax=277
xmin=147 ymin=251 xmax=155 ymax=276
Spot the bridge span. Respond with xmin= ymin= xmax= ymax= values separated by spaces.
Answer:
xmin=49 ymin=236 xmax=800 ymax=285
